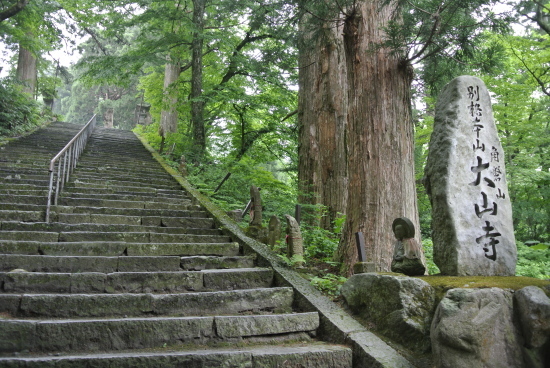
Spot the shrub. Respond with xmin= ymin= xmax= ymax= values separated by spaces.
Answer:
xmin=0 ymin=79 xmax=42 ymax=137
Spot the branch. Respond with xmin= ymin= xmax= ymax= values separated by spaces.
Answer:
xmin=510 ymin=47 xmax=550 ymax=97
xmin=0 ymin=0 xmax=28 ymax=22
xmin=83 ymin=27 xmax=109 ymax=56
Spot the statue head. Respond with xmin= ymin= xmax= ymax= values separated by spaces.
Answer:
xmin=392 ymin=217 xmax=415 ymax=240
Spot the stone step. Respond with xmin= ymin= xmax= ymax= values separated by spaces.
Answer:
xmin=0 ymin=211 xmax=43 ymax=222
xmin=0 ymin=241 xmax=241 ymax=257
xmin=57 ymin=197 xmax=190 ymax=210
xmin=59 ymin=191 xmax=190 ymax=202
xmin=54 ymin=205 xmax=208 ymax=218
xmin=0 ymin=254 xmax=255 ymax=273
xmin=0 ymin=230 xmax=229 ymax=243
xmin=0 ymin=268 xmax=274 ymax=294
xmin=0 ymin=312 xmax=319 ymax=354
xmin=0 ymin=343 xmax=352 ymax=368
xmin=67 ymin=177 xmax=181 ymax=190
xmin=72 ymin=168 xmax=176 ymax=179
xmin=1 ymin=220 xmax=216 ymax=233
xmin=0 ymin=287 xmax=291 ymax=318
xmin=54 ymin=213 xmax=214 ymax=228
xmin=0 ymin=189 xmax=48 ymax=197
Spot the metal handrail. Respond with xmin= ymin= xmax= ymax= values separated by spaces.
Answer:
xmin=45 ymin=115 xmax=97 ymax=222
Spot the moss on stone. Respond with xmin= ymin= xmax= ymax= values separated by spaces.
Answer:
xmin=415 ymin=275 xmax=550 ymax=302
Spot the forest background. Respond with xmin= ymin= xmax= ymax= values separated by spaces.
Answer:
xmin=0 ymin=0 xmax=548 ymax=289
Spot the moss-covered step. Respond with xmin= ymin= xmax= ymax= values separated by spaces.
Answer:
xmin=0 ymin=287 xmax=294 ymax=318
xmin=0 ymin=342 xmax=352 ymax=368
xmin=0 ymin=312 xmax=319 ymax=354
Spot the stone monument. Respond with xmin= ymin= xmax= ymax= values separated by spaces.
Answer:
xmin=424 ymin=76 xmax=516 ymax=276
xmin=267 ymin=215 xmax=281 ymax=248
xmin=285 ymin=215 xmax=304 ymax=267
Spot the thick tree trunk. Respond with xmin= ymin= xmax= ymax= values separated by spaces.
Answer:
xmin=191 ymin=0 xmax=206 ymax=162
xmin=159 ymin=60 xmax=180 ymax=139
xmin=334 ymin=0 xmax=420 ymax=275
xmin=16 ymin=43 xmax=36 ymax=95
xmin=297 ymin=15 xmax=348 ymax=229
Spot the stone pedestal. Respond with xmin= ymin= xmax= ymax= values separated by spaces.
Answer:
xmin=353 ymin=262 xmax=376 ymax=274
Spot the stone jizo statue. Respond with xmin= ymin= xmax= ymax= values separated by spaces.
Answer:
xmin=391 ymin=217 xmax=425 ymax=276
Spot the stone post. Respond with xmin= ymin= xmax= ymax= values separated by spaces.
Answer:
xmin=249 ymin=185 xmax=262 ymax=226
xmin=285 ymin=215 xmax=304 ymax=267
xmin=268 ymin=215 xmax=281 ymax=248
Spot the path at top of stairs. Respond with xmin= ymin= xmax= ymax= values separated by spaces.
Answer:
xmin=0 ymin=123 xmax=352 ymax=367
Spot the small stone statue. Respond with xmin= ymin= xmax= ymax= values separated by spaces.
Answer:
xmin=391 ymin=217 xmax=426 ymax=276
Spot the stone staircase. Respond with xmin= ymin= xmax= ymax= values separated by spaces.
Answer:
xmin=0 ymin=123 xmax=352 ymax=367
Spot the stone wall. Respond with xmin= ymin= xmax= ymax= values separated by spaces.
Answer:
xmin=342 ymin=273 xmax=550 ymax=368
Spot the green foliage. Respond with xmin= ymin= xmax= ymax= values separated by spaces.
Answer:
xmin=301 ymin=211 xmax=345 ymax=262
xmin=309 ymin=273 xmax=347 ymax=299
xmin=515 ymin=241 xmax=550 ymax=280
xmin=421 ymin=238 xmax=440 ymax=275
xmin=0 ymin=78 xmax=42 ymax=136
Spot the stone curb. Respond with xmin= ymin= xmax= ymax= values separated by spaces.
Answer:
xmin=135 ymin=132 xmax=415 ymax=368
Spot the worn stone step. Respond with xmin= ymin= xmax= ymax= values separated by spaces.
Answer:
xmin=59 ymin=192 xmax=190 ymax=202
xmin=57 ymin=197 xmax=189 ymax=210
xmin=57 ymin=231 xmax=230 ymax=243
xmin=53 ymin=205 xmax=207 ymax=218
xmin=68 ymin=177 xmax=181 ymax=190
xmin=0 ymin=254 xmax=255 ymax=273
xmin=180 ymin=255 xmax=256 ymax=270
xmin=0 ymin=241 xmax=240 ymax=257
xmin=0 ymin=312 xmax=319 ymax=354
xmin=72 ymin=169 xmax=176 ymax=181
xmin=0 ymin=195 xmax=48 ymax=205
xmin=0 ymin=221 xmax=216 ymax=234
xmin=0 ymin=188 xmax=48 ymax=197
xmin=0 ymin=268 xmax=273 ymax=294
xmin=0 ymin=254 xmax=181 ymax=273
xmin=0 ymin=287 xmax=292 ymax=318
xmin=0 ymin=343 xmax=352 ymax=368
xmin=0 ymin=230 xmax=229 ymax=243
xmin=0 ymin=210 xmax=43 ymax=222
xmin=55 ymin=213 xmax=214 ymax=228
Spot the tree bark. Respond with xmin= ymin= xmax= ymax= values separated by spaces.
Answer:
xmin=16 ymin=43 xmax=37 ymax=95
xmin=191 ymin=0 xmax=206 ymax=162
xmin=297 ymin=14 xmax=348 ymax=229
xmin=159 ymin=59 xmax=181 ymax=139
xmin=333 ymin=0 xmax=420 ymax=275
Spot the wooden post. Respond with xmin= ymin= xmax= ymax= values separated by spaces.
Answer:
xmin=355 ymin=231 xmax=366 ymax=262
xmin=294 ymin=204 xmax=301 ymax=224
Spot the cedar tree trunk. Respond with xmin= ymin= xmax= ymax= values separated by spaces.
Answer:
xmin=16 ymin=43 xmax=36 ymax=95
xmin=298 ymin=14 xmax=349 ymax=229
xmin=334 ymin=0 xmax=420 ymax=275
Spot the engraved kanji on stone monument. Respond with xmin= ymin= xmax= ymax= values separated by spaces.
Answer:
xmin=424 ymin=76 xmax=517 ymax=276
